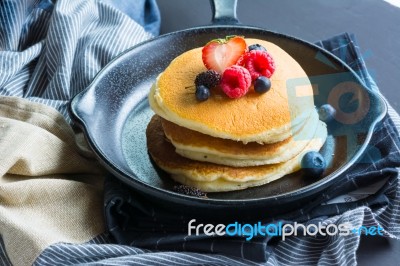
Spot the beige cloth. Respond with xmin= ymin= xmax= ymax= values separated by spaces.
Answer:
xmin=0 ymin=96 xmax=105 ymax=266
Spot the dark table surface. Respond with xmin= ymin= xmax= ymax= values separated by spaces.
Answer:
xmin=156 ymin=0 xmax=400 ymax=265
xmin=157 ymin=0 xmax=400 ymax=114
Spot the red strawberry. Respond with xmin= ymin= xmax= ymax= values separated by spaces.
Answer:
xmin=220 ymin=65 xmax=251 ymax=99
xmin=202 ymin=36 xmax=247 ymax=74
xmin=240 ymin=50 xmax=275 ymax=80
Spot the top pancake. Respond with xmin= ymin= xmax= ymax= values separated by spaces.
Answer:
xmin=149 ymin=38 xmax=315 ymax=144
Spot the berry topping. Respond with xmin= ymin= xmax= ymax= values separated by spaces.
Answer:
xmin=202 ymin=35 xmax=247 ymax=73
xmin=173 ymin=184 xmax=207 ymax=198
xmin=221 ymin=65 xmax=251 ymax=99
xmin=254 ymin=76 xmax=272 ymax=94
xmin=248 ymin=43 xmax=267 ymax=52
xmin=318 ymin=104 xmax=336 ymax=123
xmin=301 ymin=151 xmax=326 ymax=178
xmin=239 ymin=50 xmax=276 ymax=81
xmin=195 ymin=85 xmax=210 ymax=101
xmin=194 ymin=70 xmax=221 ymax=88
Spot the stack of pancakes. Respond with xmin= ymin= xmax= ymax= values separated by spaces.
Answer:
xmin=147 ymin=39 xmax=327 ymax=192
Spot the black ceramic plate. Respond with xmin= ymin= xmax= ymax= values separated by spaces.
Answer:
xmin=69 ymin=25 xmax=386 ymax=218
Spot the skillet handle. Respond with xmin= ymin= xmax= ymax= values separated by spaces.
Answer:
xmin=210 ymin=0 xmax=240 ymax=25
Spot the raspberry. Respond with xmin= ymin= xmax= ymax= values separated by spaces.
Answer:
xmin=240 ymin=50 xmax=275 ymax=81
xmin=195 ymin=70 xmax=221 ymax=88
xmin=236 ymin=54 xmax=245 ymax=66
xmin=221 ymin=65 xmax=251 ymax=99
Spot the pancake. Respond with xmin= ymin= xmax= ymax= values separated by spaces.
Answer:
xmin=149 ymin=38 xmax=315 ymax=144
xmin=146 ymin=115 xmax=327 ymax=192
xmin=162 ymin=109 xmax=322 ymax=167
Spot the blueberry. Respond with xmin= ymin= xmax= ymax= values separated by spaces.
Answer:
xmin=301 ymin=151 xmax=326 ymax=178
xmin=254 ymin=76 xmax=271 ymax=94
xmin=195 ymin=85 xmax=210 ymax=101
xmin=248 ymin=44 xmax=267 ymax=52
xmin=318 ymin=104 xmax=336 ymax=123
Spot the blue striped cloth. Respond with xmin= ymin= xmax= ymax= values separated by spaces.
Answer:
xmin=1 ymin=1 xmax=400 ymax=265
xmin=0 ymin=0 xmax=159 ymax=122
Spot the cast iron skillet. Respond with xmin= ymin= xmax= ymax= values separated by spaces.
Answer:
xmin=70 ymin=0 xmax=387 ymax=219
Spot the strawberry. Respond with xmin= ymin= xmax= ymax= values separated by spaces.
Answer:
xmin=202 ymin=36 xmax=247 ymax=74
xmin=220 ymin=65 xmax=251 ymax=99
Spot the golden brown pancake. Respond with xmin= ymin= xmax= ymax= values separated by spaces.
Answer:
xmin=149 ymin=38 xmax=315 ymax=144
xmin=161 ymin=109 xmax=322 ymax=166
xmin=146 ymin=115 xmax=327 ymax=192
